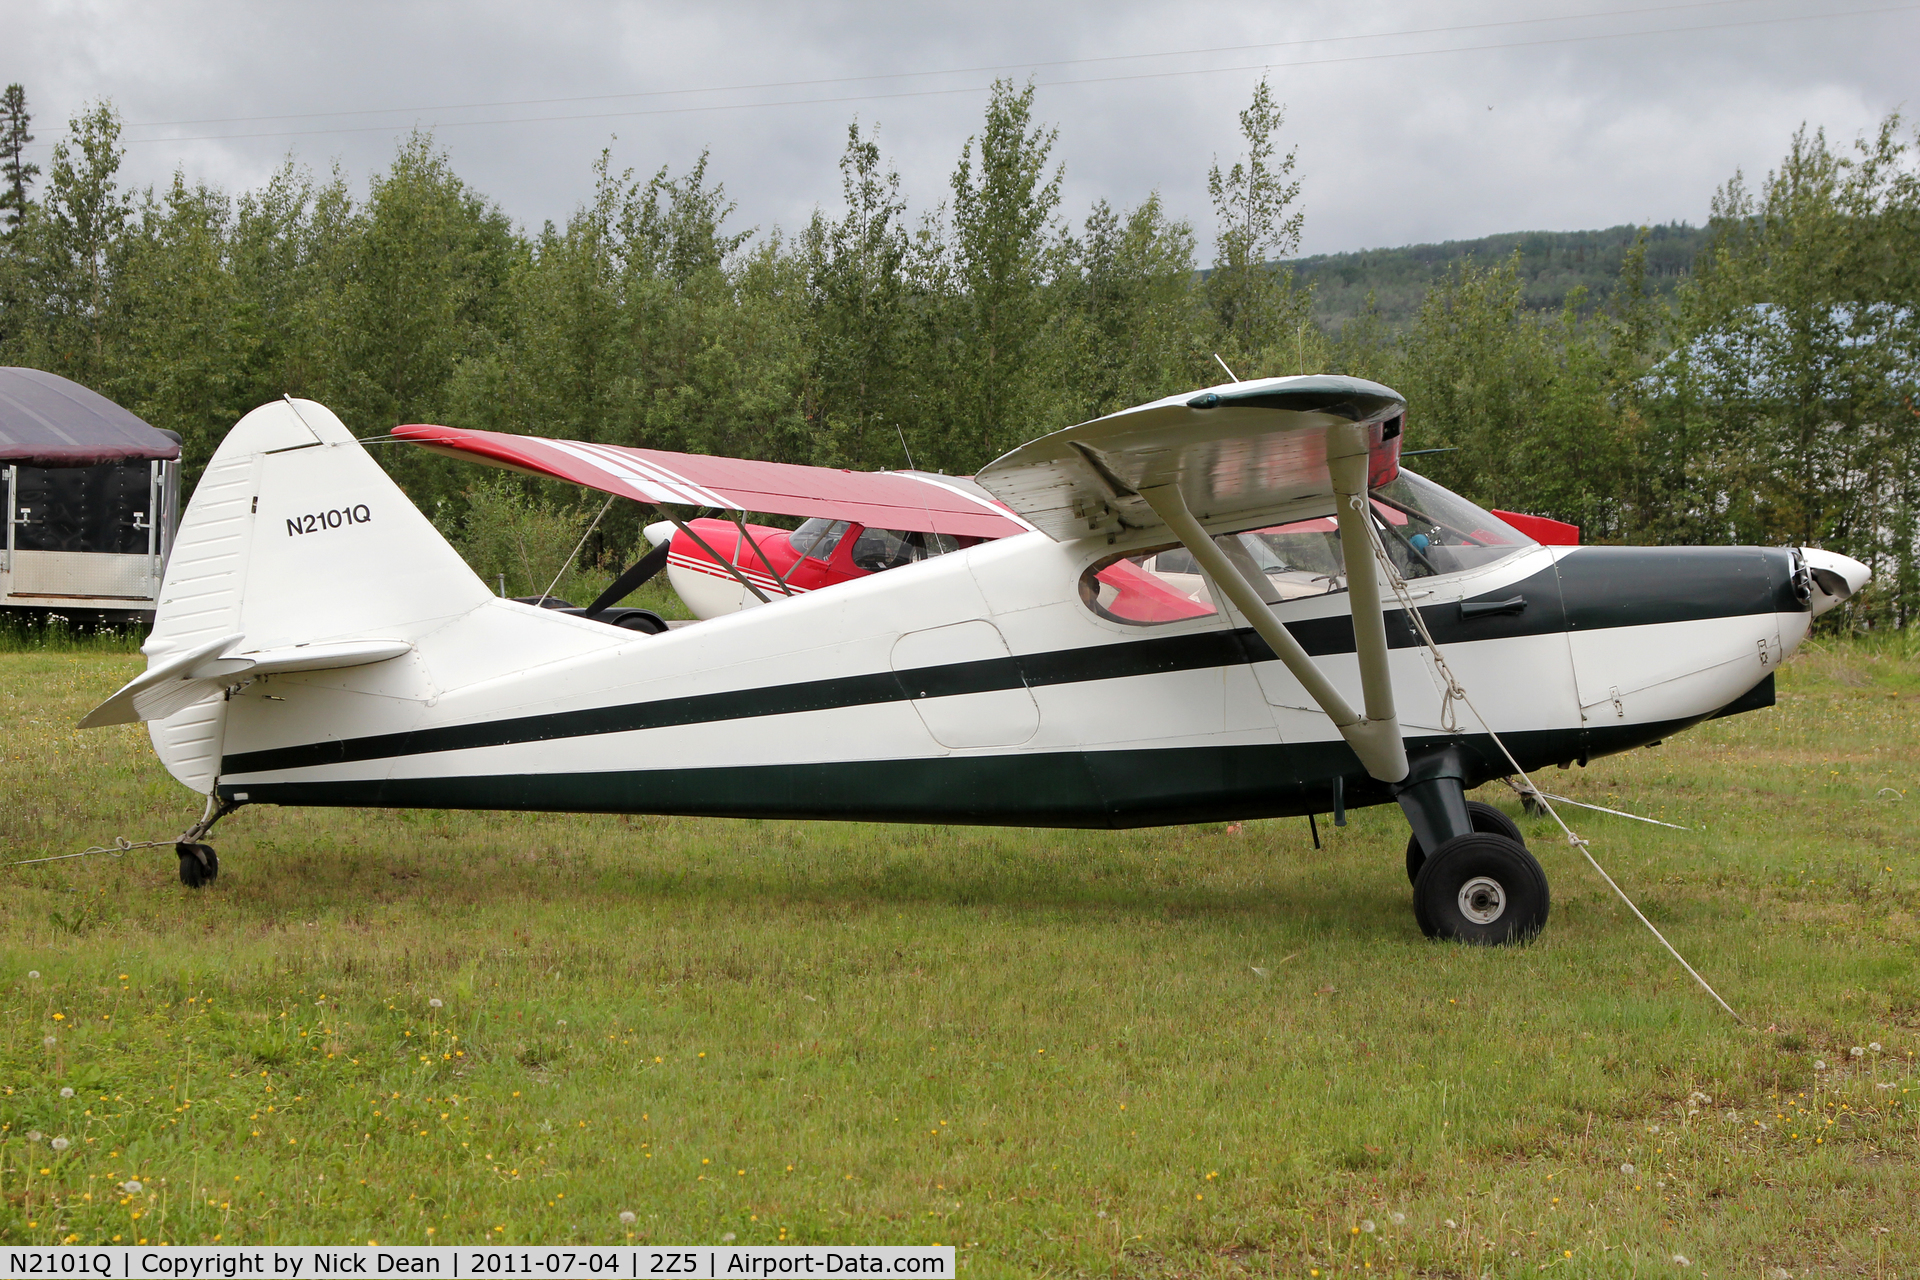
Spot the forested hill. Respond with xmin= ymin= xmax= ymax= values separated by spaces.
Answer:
xmin=1285 ymin=222 xmax=1713 ymax=330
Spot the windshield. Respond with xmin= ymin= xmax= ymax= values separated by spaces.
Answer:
xmin=789 ymin=518 xmax=852 ymax=560
xmin=1078 ymin=470 xmax=1534 ymax=625
xmin=1368 ymin=469 xmax=1533 ymax=578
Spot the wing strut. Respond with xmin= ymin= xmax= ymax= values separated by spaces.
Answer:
xmin=1136 ymin=423 xmax=1409 ymax=784
xmin=658 ymin=506 xmax=773 ymax=605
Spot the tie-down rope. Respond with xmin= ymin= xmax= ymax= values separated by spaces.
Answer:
xmin=1352 ymin=495 xmax=1746 ymax=1024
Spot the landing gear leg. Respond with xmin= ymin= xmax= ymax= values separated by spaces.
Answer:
xmin=1391 ymin=749 xmax=1477 ymax=860
xmin=1393 ymin=749 xmax=1549 ymax=945
xmin=174 ymin=793 xmax=242 ymax=890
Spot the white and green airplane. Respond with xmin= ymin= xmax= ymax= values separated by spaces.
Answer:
xmin=82 ymin=376 xmax=1867 ymax=944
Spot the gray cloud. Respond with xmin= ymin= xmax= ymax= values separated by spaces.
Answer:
xmin=8 ymin=0 xmax=1914 ymax=255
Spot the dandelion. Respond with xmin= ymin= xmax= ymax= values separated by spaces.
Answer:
xmin=556 ymin=1019 xmax=567 ymax=1027
xmin=619 ymin=1212 xmax=636 ymax=1225
xmin=1673 ymin=1254 xmax=1692 ymax=1267
xmin=721 ymin=1234 xmax=736 ymax=1243
xmin=59 ymin=1088 xmax=73 ymax=1099
xmin=1851 ymin=1046 xmax=1865 ymax=1058
xmin=123 ymin=1181 xmax=142 ymax=1194
xmin=42 ymin=1036 xmax=56 ymax=1048
xmin=1389 ymin=1212 xmax=1406 ymax=1226
xmin=1620 ymin=1163 xmax=1636 ymax=1176
xmin=1814 ymin=1060 xmax=1827 ymax=1071
xmin=1444 ymin=1219 xmax=1457 ymax=1229
xmin=1869 ymin=1042 xmax=1882 ymax=1053
xmin=27 ymin=1131 xmax=42 ymax=1143
xmin=51 ymin=1138 xmax=68 ymax=1151
xmin=429 ymin=999 xmax=443 ymax=1009
xmin=1360 ymin=1220 xmax=1376 ymax=1233
xmin=27 ymin=971 xmax=39 ymax=979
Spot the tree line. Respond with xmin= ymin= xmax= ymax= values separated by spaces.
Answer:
xmin=1 ymin=80 xmax=1915 ymax=626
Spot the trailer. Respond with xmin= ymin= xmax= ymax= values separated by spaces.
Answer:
xmin=1 ymin=367 xmax=182 ymax=624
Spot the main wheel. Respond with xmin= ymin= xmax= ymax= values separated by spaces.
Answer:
xmin=1412 ymin=832 xmax=1550 ymax=945
xmin=1405 ymin=800 xmax=1524 ymax=884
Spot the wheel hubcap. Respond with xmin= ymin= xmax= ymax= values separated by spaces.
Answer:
xmin=1457 ymin=876 xmax=1507 ymax=924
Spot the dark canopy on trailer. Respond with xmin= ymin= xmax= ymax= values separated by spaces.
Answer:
xmin=0 ymin=368 xmax=182 ymax=468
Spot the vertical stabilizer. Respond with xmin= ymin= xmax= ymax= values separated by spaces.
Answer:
xmin=144 ymin=399 xmax=491 ymax=793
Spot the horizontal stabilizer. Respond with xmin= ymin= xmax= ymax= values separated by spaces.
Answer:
xmin=80 ymin=636 xmax=412 ymax=728
xmin=975 ymin=375 xmax=1405 ymax=541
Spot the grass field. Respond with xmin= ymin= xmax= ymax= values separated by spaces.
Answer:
xmin=0 ymin=636 xmax=1914 ymax=1276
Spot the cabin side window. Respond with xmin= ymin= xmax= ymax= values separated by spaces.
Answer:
xmin=850 ymin=527 xmax=961 ymax=573
xmin=1079 ymin=473 xmax=1535 ymax=626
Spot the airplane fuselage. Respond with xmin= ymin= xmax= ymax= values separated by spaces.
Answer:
xmin=205 ymin=527 xmax=1805 ymax=827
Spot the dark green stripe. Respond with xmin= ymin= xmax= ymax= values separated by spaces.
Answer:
xmin=217 ymin=716 xmax=1728 ymax=828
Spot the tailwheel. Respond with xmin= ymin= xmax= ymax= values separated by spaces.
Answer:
xmin=1405 ymin=799 xmax=1524 ymax=884
xmin=1412 ymin=832 xmax=1549 ymax=945
xmin=176 ymin=842 xmax=219 ymax=888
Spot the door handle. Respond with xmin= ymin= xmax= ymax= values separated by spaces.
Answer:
xmin=1459 ymin=595 xmax=1527 ymax=620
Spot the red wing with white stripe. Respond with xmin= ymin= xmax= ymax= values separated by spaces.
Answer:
xmin=392 ymin=424 xmax=1027 ymax=539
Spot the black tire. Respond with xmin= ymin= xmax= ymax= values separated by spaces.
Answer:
xmin=1412 ymin=832 xmax=1550 ymax=945
xmin=1405 ymin=800 xmax=1525 ymax=884
xmin=609 ymin=609 xmax=668 ymax=634
xmin=176 ymin=842 xmax=216 ymax=889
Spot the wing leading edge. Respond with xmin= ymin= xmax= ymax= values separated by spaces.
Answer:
xmin=975 ymin=374 xmax=1405 ymax=542
xmin=392 ymin=424 xmax=1028 ymax=540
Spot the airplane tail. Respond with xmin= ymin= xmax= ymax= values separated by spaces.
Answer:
xmin=85 ymin=399 xmax=496 ymax=793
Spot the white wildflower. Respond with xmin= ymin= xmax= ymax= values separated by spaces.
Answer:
xmin=618 ymin=1211 xmax=636 ymax=1225
xmin=42 ymin=1036 xmax=55 ymax=1048
xmin=1814 ymin=1060 xmax=1828 ymax=1071
xmin=429 ymin=998 xmax=443 ymax=1009
xmin=27 ymin=971 xmax=39 ymax=979
xmin=50 ymin=1137 xmax=68 ymax=1151
xmin=1389 ymin=1211 xmax=1406 ymax=1225
xmin=1850 ymin=1046 xmax=1865 ymax=1058
xmin=123 ymin=1180 xmax=142 ymax=1194
xmin=1620 ymin=1162 xmax=1636 ymax=1176
xmin=721 ymin=1233 xmax=737 ymax=1243
xmin=1673 ymin=1254 xmax=1691 ymax=1267
xmin=27 ymin=1131 xmax=42 ymax=1143
xmin=59 ymin=1087 xmax=73 ymax=1098
xmin=1869 ymin=1042 xmax=1882 ymax=1053
xmin=1361 ymin=1220 xmax=1376 ymax=1233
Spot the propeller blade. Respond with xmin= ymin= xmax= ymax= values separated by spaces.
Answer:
xmin=582 ymin=537 xmax=673 ymax=617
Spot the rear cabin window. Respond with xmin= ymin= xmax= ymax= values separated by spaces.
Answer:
xmin=1078 ymin=470 xmax=1533 ymax=626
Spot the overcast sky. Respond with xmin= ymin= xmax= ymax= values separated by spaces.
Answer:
xmin=8 ymin=0 xmax=1916 ymax=258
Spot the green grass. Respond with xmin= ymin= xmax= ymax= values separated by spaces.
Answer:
xmin=0 ymin=643 xmax=1915 ymax=1275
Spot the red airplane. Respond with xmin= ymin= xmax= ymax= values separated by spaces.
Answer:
xmin=394 ymin=423 xmax=1580 ymax=628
